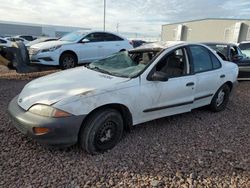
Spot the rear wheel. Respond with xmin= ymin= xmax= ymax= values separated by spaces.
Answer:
xmin=79 ymin=109 xmax=124 ymax=154
xmin=59 ymin=53 xmax=77 ymax=70
xmin=209 ymin=84 xmax=230 ymax=112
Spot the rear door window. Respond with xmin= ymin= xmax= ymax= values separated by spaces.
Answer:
xmin=210 ymin=52 xmax=221 ymax=69
xmin=85 ymin=33 xmax=105 ymax=42
xmin=103 ymin=33 xmax=123 ymax=41
xmin=189 ymin=46 xmax=213 ymax=73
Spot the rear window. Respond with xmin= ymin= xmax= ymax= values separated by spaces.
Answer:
xmin=239 ymin=43 xmax=250 ymax=50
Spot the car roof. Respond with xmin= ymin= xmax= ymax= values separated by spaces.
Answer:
xmin=239 ymin=41 xmax=250 ymax=44
xmin=203 ymin=42 xmax=236 ymax=46
xmin=133 ymin=41 xmax=189 ymax=51
xmin=78 ymin=30 xmax=127 ymax=40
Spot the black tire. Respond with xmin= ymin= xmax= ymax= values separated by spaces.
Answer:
xmin=209 ymin=84 xmax=230 ymax=112
xmin=59 ymin=53 xmax=77 ymax=70
xmin=79 ymin=109 xmax=124 ymax=154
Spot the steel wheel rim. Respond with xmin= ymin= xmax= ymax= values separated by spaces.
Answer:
xmin=95 ymin=121 xmax=117 ymax=147
xmin=216 ymin=90 xmax=225 ymax=107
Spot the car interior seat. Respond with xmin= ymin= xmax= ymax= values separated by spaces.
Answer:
xmin=139 ymin=53 xmax=151 ymax=65
xmin=161 ymin=55 xmax=184 ymax=77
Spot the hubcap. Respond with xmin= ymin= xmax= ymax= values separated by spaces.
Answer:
xmin=216 ymin=90 xmax=225 ymax=107
xmin=63 ymin=57 xmax=75 ymax=69
xmin=95 ymin=121 xmax=116 ymax=146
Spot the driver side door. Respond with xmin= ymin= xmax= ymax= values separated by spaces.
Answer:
xmin=76 ymin=32 xmax=102 ymax=63
xmin=135 ymin=47 xmax=196 ymax=124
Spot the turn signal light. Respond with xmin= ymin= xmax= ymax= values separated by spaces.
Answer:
xmin=33 ymin=127 xmax=50 ymax=135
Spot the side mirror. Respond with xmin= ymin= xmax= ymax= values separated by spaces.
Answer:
xmin=151 ymin=71 xmax=169 ymax=82
xmin=81 ymin=38 xmax=90 ymax=43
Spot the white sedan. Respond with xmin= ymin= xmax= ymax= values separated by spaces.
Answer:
xmin=0 ymin=37 xmax=13 ymax=47
xmin=28 ymin=30 xmax=133 ymax=69
xmin=8 ymin=42 xmax=238 ymax=154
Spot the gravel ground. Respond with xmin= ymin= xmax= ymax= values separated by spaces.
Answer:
xmin=0 ymin=73 xmax=249 ymax=187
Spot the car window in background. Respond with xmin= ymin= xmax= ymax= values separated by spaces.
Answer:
xmin=206 ymin=44 xmax=228 ymax=57
xmin=239 ymin=43 xmax=250 ymax=50
xmin=0 ymin=39 xmax=7 ymax=43
xmin=103 ymin=33 xmax=123 ymax=41
xmin=21 ymin=36 xmax=33 ymax=41
xmin=60 ymin=31 xmax=87 ymax=42
xmin=190 ymin=46 xmax=213 ymax=73
xmin=84 ymin=33 xmax=104 ymax=42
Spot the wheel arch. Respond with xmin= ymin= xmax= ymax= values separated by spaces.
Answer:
xmin=78 ymin=103 xmax=133 ymax=139
xmin=60 ymin=50 xmax=78 ymax=64
xmin=224 ymin=81 xmax=233 ymax=91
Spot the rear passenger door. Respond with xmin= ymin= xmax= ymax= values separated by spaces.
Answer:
xmin=188 ymin=45 xmax=224 ymax=109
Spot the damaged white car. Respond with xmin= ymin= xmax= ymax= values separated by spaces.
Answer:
xmin=8 ymin=42 xmax=238 ymax=154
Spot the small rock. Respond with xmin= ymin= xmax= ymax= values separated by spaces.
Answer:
xmin=187 ymin=178 xmax=193 ymax=185
xmin=222 ymin=149 xmax=233 ymax=153
xmin=151 ymin=180 xmax=160 ymax=187
xmin=190 ymin=173 xmax=196 ymax=180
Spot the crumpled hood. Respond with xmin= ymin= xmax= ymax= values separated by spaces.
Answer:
xmin=17 ymin=67 xmax=129 ymax=110
xmin=30 ymin=40 xmax=72 ymax=50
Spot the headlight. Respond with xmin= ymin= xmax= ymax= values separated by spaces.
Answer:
xmin=41 ymin=45 xmax=62 ymax=53
xmin=29 ymin=104 xmax=72 ymax=118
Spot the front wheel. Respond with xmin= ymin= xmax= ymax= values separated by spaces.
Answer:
xmin=79 ymin=109 xmax=124 ymax=154
xmin=209 ymin=84 xmax=230 ymax=112
xmin=59 ymin=53 xmax=77 ymax=70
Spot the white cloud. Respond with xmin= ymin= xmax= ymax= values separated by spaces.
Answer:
xmin=0 ymin=0 xmax=250 ymax=38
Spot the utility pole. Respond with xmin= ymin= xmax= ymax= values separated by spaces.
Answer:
xmin=104 ymin=0 xmax=106 ymax=31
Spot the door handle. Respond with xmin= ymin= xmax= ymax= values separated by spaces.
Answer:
xmin=220 ymin=74 xmax=225 ymax=78
xmin=186 ymin=82 xmax=195 ymax=87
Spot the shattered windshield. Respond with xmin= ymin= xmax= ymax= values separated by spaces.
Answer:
xmin=88 ymin=50 xmax=161 ymax=78
xmin=60 ymin=31 xmax=87 ymax=42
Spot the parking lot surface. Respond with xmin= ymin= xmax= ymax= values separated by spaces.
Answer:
xmin=0 ymin=74 xmax=249 ymax=187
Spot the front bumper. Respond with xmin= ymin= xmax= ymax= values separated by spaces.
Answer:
xmin=8 ymin=96 xmax=86 ymax=146
xmin=29 ymin=51 xmax=59 ymax=66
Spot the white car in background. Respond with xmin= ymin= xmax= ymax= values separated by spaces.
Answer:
xmin=8 ymin=42 xmax=238 ymax=154
xmin=5 ymin=36 xmax=30 ymax=45
xmin=26 ymin=37 xmax=58 ymax=48
xmin=29 ymin=31 xmax=133 ymax=69
xmin=0 ymin=37 xmax=12 ymax=47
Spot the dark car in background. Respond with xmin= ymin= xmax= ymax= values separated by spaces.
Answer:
xmin=204 ymin=42 xmax=250 ymax=80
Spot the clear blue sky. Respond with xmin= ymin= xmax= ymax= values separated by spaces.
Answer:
xmin=0 ymin=0 xmax=250 ymax=38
